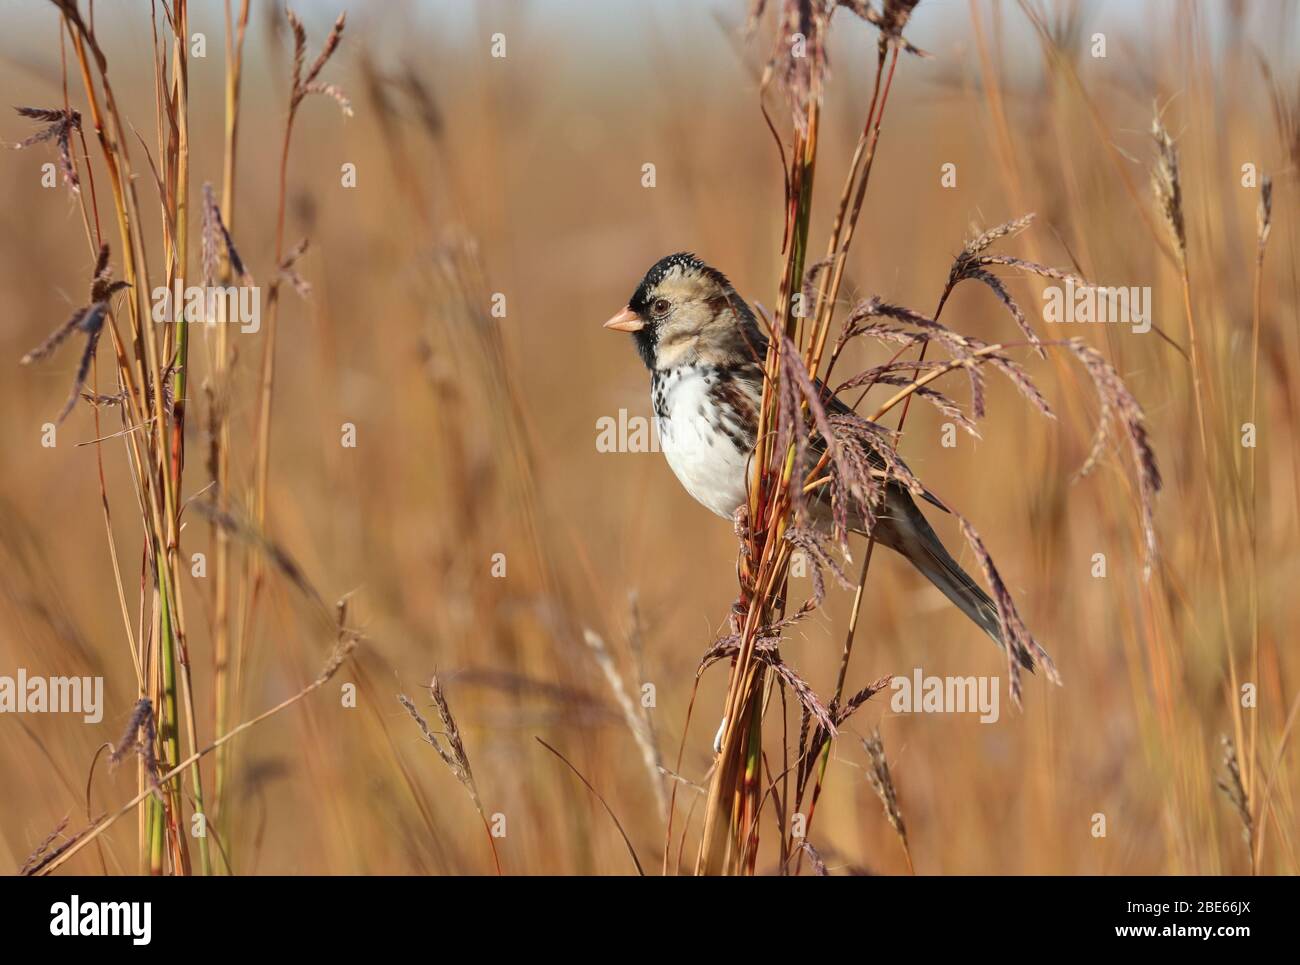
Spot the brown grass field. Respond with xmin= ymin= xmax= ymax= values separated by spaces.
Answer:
xmin=1 ymin=0 xmax=1297 ymax=876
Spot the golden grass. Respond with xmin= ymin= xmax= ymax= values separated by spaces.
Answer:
xmin=1 ymin=0 xmax=1297 ymax=875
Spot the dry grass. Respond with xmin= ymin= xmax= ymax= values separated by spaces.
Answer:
xmin=0 ymin=0 xmax=1297 ymax=876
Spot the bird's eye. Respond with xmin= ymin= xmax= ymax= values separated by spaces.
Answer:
xmin=652 ymin=298 xmax=670 ymax=316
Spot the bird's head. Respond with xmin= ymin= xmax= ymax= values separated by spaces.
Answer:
xmin=603 ymin=253 xmax=765 ymax=371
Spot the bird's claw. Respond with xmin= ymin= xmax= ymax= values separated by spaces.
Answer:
xmin=732 ymin=505 xmax=749 ymax=541
xmin=729 ymin=599 xmax=746 ymax=635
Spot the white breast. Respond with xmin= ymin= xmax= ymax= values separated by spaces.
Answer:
xmin=654 ymin=367 xmax=752 ymax=519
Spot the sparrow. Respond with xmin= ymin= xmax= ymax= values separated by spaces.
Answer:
xmin=604 ymin=252 xmax=1032 ymax=670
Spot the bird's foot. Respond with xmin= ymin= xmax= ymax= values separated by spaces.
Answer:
xmin=729 ymin=599 xmax=746 ymax=635
xmin=732 ymin=505 xmax=749 ymax=542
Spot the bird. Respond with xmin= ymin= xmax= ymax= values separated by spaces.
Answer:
xmin=603 ymin=251 xmax=1033 ymax=670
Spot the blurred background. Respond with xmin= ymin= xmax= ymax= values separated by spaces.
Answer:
xmin=1 ymin=0 xmax=1297 ymax=874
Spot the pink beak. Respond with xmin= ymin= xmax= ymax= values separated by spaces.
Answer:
xmin=602 ymin=305 xmax=645 ymax=333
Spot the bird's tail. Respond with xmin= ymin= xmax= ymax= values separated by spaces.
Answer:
xmin=875 ymin=502 xmax=1035 ymax=671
